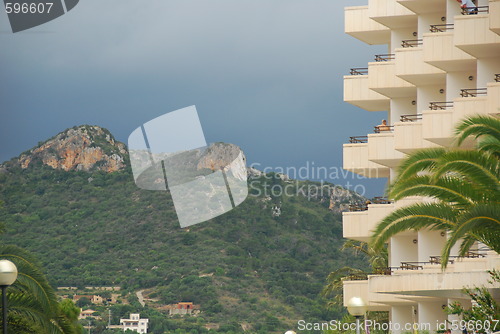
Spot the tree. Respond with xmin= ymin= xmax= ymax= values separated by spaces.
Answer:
xmin=323 ymin=240 xmax=389 ymax=324
xmin=76 ymin=297 xmax=91 ymax=308
xmin=370 ymin=115 xmax=500 ymax=266
xmin=455 ymin=115 xmax=500 ymax=159
xmin=0 ymin=245 xmax=79 ymax=333
xmin=59 ymin=299 xmax=84 ymax=333
xmin=446 ymin=270 xmax=500 ymax=329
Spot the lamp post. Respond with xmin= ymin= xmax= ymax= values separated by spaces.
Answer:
xmin=347 ymin=297 xmax=367 ymax=334
xmin=0 ymin=260 xmax=18 ymax=334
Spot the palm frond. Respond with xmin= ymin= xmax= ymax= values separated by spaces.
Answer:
xmin=441 ymin=204 xmax=500 ymax=265
xmin=371 ymin=203 xmax=456 ymax=249
xmin=389 ymin=148 xmax=446 ymax=184
xmin=476 ymin=136 xmax=500 ymax=159
xmin=0 ymin=245 xmax=76 ymax=334
xmin=431 ymin=151 xmax=500 ymax=194
xmin=455 ymin=115 xmax=500 ymax=148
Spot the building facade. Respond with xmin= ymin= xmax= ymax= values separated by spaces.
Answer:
xmin=342 ymin=0 xmax=500 ymax=333
xmin=120 ymin=313 xmax=149 ymax=333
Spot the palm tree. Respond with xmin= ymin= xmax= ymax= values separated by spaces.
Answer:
xmin=323 ymin=240 xmax=389 ymax=325
xmin=322 ymin=240 xmax=388 ymax=307
xmin=0 ymin=200 xmax=78 ymax=333
xmin=371 ymin=115 xmax=500 ymax=266
xmin=0 ymin=245 xmax=78 ymax=334
xmin=455 ymin=115 xmax=500 ymax=158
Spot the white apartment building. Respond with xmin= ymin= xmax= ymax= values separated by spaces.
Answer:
xmin=120 ymin=313 xmax=149 ymax=333
xmin=342 ymin=0 xmax=500 ymax=333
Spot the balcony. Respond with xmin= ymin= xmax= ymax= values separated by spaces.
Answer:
xmin=423 ymin=92 xmax=489 ymax=147
xmin=343 ymin=278 xmax=411 ymax=310
xmin=368 ymin=57 xmax=416 ymax=98
xmin=422 ymin=102 xmax=454 ymax=147
xmin=397 ymin=0 xmax=446 ymax=15
xmin=454 ymin=91 xmax=488 ymax=130
xmin=368 ymin=131 xmax=406 ymax=168
xmin=368 ymin=0 xmax=417 ymax=29
xmin=345 ymin=6 xmax=391 ymax=45
xmin=343 ymin=201 xmax=394 ymax=242
xmin=343 ymin=139 xmax=390 ymax=178
xmin=344 ymin=70 xmax=390 ymax=111
xmin=491 ymin=0 xmax=500 ymax=35
xmin=422 ymin=108 xmax=454 ymax=147
xmin=394 ymin=116 xmax=439 ymax=154
xmin=455 ymin=11 xmax=500 ymax=58
xmin=369 ymin=255 xmax=500 ymax=298
xmin=343 ymin=280 xmax=395 ymax=311
xmin=395 ymin=45 xmax=446 ymax=86
xmin=423 ymin=29 xmax=476 ymax=72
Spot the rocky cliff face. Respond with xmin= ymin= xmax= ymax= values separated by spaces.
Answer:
xmin=14 ymin=125 xmax=128 ymax=172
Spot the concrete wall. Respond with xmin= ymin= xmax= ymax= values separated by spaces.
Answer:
xmin=391 ymin=305 xmax=416 ymax=334
xmin=418 ymin=301 xmax=448 ymax=332
xmin=418 ymin=85 xmax=445 ymax=112
xmin=447 ymin=71 xmax=477 ymax=101
xmin=477 ymin=58 xmax=500 ymax=87
xmin=390 ymin=235 xmax=418 ymax=267
xmin=418 ymin=230 xmax=446 ymax=263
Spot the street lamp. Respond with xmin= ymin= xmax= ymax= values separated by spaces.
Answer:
xmin=0 ymin=260 xmax=18 ymax=334
xmin=284 ymin=331 xmax=296 ymax=334
xmin=347 ymin=297 xmax=367 ymax=334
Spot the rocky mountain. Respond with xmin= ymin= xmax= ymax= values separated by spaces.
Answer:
xmin=9 ymin=125 xmax=128 ymax=172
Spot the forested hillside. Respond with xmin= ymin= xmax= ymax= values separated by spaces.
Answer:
xmin=0 ymin=126 xmax=369 ymax=333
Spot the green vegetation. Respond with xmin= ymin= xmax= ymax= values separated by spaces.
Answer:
xmin=446 ymin=270 xmax=500 ymax=329
xmin=0 ymin=244 xmax=80 ymax=333
xmin=322 ymin=240 xmax=387 ymax=308
xmin=322 ymin=240 xmax=388 ymax=332
xmin=371 ymin=115 xmax=500 ymax=265
xmin=0 ymin=148 xmax=367 ymax=333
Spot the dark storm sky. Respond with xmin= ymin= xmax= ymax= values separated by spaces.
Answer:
xmin=0 ymin=0 xmax=387 ymax=196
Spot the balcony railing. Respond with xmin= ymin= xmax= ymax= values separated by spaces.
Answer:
xmin=495 ymin=74 xmax=500 ymax=83
xmin=372 ymin=267 xmax=405 ymax=275
xmin=374 ymin=125 xmax=394 ymax=133
xmin=400 ymin=262 xmax=426 ymax=270
xmin=371 ymin=197 xmax=392 ymax=204
xmin=343 ymin=273 xmax=369 ymax=281
xmin=461 ymin=6 xmax=489 ymax=15
xmin=429 ymin=101 xmax=454 ymax=110
xmin=429 ymin=251 xmax=486 ymax=264
xmin=374 ymin=54 xmax=395 ymax=62
xmin=401 ymin=39 xmax=423 ymax=48
xmin=350 ymin=67 xmax=369 ymax=75
xmin=343 ymin=267 xmax=398 ymax=279
xmin=429 ymin=24 xmax=454 ymax=32
xmin=343 ymin=268 xmax=399 ymax=278
xmin=374 ymin=267 xmax=395 ymax=275
xmin=429 ymin=256 xmax=455 ymax=265
xmin=348 ymin=204 xmax=368 ymax=212
xmin=400 ymin=114 xmax=422 ymax=122
xmin=463 ymin=250 xmax=487 ymax=258
xmin=349 ymin=136 xmax=368 ymax=144
xmin=353 ymin=252 xmax=489 ymax=276
xmin=460 ymin=88 xmax=487 ymax=97
xmin=348 ymin=197 xmax=391 ymax=211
